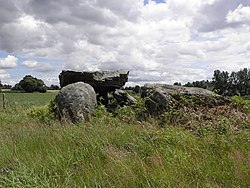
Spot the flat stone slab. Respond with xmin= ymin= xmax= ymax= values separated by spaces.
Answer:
xmin=143 ymin=84 xmax=217 ymax=96
xmin=59 ymin=70 xmax=129 ymax=94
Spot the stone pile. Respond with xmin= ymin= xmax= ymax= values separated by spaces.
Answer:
xmin=142 ymin=84 xmax=231 ymax=115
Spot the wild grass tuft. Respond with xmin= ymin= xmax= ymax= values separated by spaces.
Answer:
xmin=232 ymin=95 xmax=250 ymax=112
xmin=0 ymin=92 xmax=249 ymax=187
xmin=25 ymin=102 xmax=56 ymax=125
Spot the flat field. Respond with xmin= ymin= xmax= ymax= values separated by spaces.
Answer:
xmin=0 ymin=91 xmax=57 ymax=111
xmin=0 ymin=92 xmax=249 ymax=187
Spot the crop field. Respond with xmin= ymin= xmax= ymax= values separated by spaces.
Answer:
xmin=0 ymin=91 xmax=249 ymax=187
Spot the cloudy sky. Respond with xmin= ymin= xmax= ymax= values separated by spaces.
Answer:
xmin=0 ymin=0 xmax=250 ymax=86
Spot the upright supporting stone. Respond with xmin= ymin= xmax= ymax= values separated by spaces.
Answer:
xmin=55 ymin=82 xmax=97 ymax=123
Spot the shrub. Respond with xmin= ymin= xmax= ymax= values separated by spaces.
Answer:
xmin=232 ymin=96 xmax=250 ymax=112
xmin=26 ymin=100 xmax=57 ymax=125
xmin=90 ymin=105 xmax=114 ymax=126
xmin=116 ymin=105 xmax=136 ymax=123
xmin=112 ymin=97 xmax=150 ymax=123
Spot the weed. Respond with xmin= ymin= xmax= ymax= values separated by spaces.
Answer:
xmin=26 ymin=100 xmax=57 ymax=125
xmin=0 ymin=92 xmax=249 ymax=187
xmin=232 ymin=95 xmax=250 ymax=112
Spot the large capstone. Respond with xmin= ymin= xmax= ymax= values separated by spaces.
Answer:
xmin=59 ymin=70 xmax=129 ymax=92
xmin=142 ymin=84 xmax=231 ymax=115
xmin=59 ymin=70 xmax=129 ymax=104
xmin=55 ymin=82 xmax=97 ymax=123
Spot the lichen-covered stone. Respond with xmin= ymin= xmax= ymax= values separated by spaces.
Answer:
xmin=142 ymin=84 xmax=231 ymax=115
xmin=55 ymin=82 xmax=97 ymax=123
xmin=59 ymin=70 xmax=129 ymax=93
xmin=113 ymin=89 xmax=137 ymax=106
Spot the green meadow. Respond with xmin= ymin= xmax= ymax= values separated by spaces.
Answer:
xmin=0 ymin=91 xmax=57 ymax=111
xmin=0 ymin=92 xmax=249 ymax=187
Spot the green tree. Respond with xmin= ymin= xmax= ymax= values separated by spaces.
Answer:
xmin=0 ymin=80 xmax=2 ymax=91
xmin=185 ymin=82 xmax=194 ymax=87
xmin=18 ymin=75 xmax=47 ymax=93
xmin=228 ymin=71 xmax=238 ymax=96
xmin=185 ymin=68 xmax=249 ymax=96
xmin=213 ymin=70 xmax=229 ymax=95
xmin=11 ymin=83 xmax=23 ymax=91
xmin=133 ymin=85 xmax=141 ymax=94
xmin=2 ymin=84 xmax=12 ymax=89
xmin=48 ymin=84 xmax=60 ymax=90
xmin=237 ymin=68 xmax=249 ymax=95
xmin=184 ymin=80 xmax=213 ymax=90
xmin=173 ymin=82 xmax=181 ymax=86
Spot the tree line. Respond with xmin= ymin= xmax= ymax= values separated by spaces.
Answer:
xmin=1 ymin=68 xmax=249 ymax=95
xmin=126 ymin=68 xmax=250 ymax=97
xmin=0 ymin=75 xmax=60 ymax=93
xmin=184 ymin=68 xmax=250 ymax=96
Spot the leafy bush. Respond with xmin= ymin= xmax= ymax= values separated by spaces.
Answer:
xmin=90 ymin=105 xmax=114 ymax=125
xmin=232 ymin=96 xmax=250 ymax=112
xmin=116 ymin=105 xmax=136 ymax=123
xmin=112 ymin=97 xmax=150 ymax=123
xmin=26 ymin=100 xmax=57 ymax=125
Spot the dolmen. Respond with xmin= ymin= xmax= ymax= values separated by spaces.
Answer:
xmin=59 ymin=70 xmax=129 ymax=104
xmin=56 ymin=70 xmax=130 ymax=123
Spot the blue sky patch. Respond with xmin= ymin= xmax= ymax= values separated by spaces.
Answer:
xmin=144 ymin=0 xmax=166 ymax=5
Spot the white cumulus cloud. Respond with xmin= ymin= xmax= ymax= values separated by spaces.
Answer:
xmin=0 ymin=55 xmax=18 ymax=69
xmin=0 ymin=0 xmax=250 ymax=85
xmin=0 ymin=70 xmax=10 ymax=79
xmin=22 ymin=60 xmax=38 ymax=68
xmin=22 ymin=60 xmax=54 ymax=73
xmin=226 ymin=4 xmax=250 ymax=23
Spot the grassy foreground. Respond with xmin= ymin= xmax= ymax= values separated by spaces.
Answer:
xmin=0 ymin=93 xmax=249 ymax=187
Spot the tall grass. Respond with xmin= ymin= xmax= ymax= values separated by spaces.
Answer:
xmin=0 ymin=114 xmax=249 ymax=187
xmin=0 ymin=93 xmax=249 ymax=187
